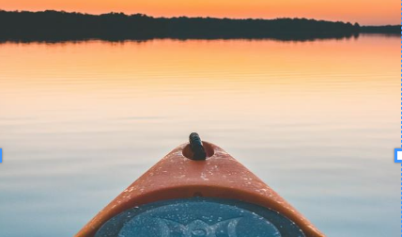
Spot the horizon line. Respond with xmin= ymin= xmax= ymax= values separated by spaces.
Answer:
xmin=0 ymin=9 xmax=398 ymax=27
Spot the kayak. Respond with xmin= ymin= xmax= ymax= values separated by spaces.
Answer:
xmin=76 ymin=133 xmax=324 ymax=237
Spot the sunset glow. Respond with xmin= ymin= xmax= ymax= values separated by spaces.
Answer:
xmin=0 ymin=0 xmax=398 ymax=25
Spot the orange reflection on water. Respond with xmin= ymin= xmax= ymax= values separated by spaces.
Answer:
xmin=0 ymin=35 xmax=398 ymax=128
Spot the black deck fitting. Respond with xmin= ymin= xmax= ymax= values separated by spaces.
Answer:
xmin=189 ymin=132 xmax=207 ymax=160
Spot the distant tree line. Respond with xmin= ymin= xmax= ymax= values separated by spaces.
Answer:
xmin=360 ymin=25 xmax=400 ymax=34
xmin=0 ymin=10 xmax=396 ymax=42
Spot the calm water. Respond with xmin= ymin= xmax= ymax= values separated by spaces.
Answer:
xmin=0 ymin=35 xmax=399 ymax=237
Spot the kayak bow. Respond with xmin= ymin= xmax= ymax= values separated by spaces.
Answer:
xmin=76 ymin=135 xmax=324 ymax=237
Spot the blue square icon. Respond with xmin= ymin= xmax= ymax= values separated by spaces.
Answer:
xmin=394 ymin=148 xmax=402 ymax=163
xmin=0 ymin=148 xmax=2 ymax=163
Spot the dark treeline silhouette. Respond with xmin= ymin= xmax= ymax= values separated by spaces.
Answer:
xmin=2 ymin=10 xmax=399 ymax=43
xmin=0 ymin=10 xmax=363 ymax=42
xmin=360 ymin=25 xmax=400 ymax=35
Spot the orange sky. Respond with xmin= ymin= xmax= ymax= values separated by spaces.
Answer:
xmin=0 ymin=0 xmax=399 ymax=25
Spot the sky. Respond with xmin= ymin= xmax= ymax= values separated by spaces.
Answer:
xmin=0 ymin=0 xmax=399 ymax=25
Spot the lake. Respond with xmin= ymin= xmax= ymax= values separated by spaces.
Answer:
xmin=0 ymin=34 xmax=399 ymax=236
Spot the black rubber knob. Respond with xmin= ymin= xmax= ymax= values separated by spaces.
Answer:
xmin=189 ymin=132 xmax=207 ymax=160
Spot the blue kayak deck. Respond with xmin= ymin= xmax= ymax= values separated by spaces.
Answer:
xmin=96 ymin=198 xmax=305 ymax=237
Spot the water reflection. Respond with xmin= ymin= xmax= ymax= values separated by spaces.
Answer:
xmin=0 ymin=35 xmax=399 ymax=237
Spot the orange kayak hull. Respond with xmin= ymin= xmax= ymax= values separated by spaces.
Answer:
xmin=76 ymin=142 xmax=324 ymax=237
